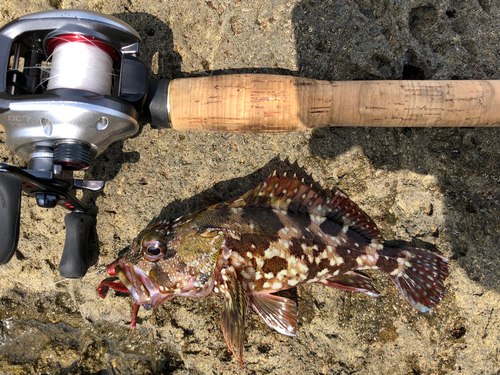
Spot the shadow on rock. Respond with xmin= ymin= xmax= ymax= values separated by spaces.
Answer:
xmin=292 ymin=0 xmax=500 ymax=292
xmin=148 ymin=157 xmax=316 ymax=227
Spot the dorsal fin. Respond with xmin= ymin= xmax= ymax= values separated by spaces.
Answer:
xmin=216 ymin=172 xmax=383 ymax=243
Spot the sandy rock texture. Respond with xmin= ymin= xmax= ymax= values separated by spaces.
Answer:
xmin=0 ymin=0 xmax=499 ymax=374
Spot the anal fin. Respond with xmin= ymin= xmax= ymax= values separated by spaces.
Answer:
xmin=249 ymin=293 xmax=298 ymax=337
xmin=319 ymin=271 xmax=380 ymax=297
xmin=219 ymin=268 xmax=248 ymax=369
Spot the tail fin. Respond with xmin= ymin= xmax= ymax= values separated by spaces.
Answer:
xmin=388 ymin=247 xmax=448 ymax=312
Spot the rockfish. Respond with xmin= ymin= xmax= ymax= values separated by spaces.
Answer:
xmin=98 ymin=172 xmax=448 ymax=367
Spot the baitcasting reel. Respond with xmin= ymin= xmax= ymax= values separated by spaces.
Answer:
xmin=0 ymin=10 xmax=152 ymax=278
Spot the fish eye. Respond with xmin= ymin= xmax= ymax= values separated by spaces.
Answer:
xmin=142 ymin=239 xmax=166 ymax=261
xmin=147 ymin=245 xmax=162 ymax=256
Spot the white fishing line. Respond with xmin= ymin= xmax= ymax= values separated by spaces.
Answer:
xmin=46 ymin=40 xmax=114 ymax=95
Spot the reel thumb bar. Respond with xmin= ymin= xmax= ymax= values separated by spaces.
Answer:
xmin=162 ymin=74 xmax=500 ymax=132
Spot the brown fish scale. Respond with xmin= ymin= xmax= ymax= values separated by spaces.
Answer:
xmin=190 ymin=182 xmax=389 ymax=294
xmin=225 ymin=236 xmax=301 ymax=292
xmin=286 ymin=237 xmax=310 ymax=258
xmin=261 ymin=256 xmax=288 ymax=275
xmin=334 ymin=244 xmax=364 ymax=271
xmin=375 ymin=248 xmax=399 ymax=272
xmin=224 ymin=219 xmax=371 ymax=294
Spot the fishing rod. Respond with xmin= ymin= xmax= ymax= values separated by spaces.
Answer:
xmin=0 ymin=10 xmax=497 ymax=278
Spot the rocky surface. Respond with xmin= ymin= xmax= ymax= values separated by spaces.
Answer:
xmin=0 ymin=0 xmax=499 ymax=374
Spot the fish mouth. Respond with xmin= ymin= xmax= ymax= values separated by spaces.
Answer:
xmin=113 ymin=259 xmax=160 ymax=308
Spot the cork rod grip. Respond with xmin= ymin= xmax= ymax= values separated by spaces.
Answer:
xmin=168 ymin=74 xmax=500 ymax=132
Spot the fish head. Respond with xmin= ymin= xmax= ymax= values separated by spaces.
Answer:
xmin=104 ymin=218 xmax=225 ymax=309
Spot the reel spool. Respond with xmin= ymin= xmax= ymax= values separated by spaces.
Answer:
xmin=45 ymin=34 xmax=118 ymax=96
xmin=0 ymin=9 xmax=147 ymax=164
xmin=0 ymin=10 xmax=148 ymax=277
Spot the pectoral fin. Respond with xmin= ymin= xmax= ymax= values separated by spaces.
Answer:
xmin=249 ymin=293 xmax=298 ymax=336
xmin=319 ymin=271 xmax=380 ymax=297
xmin=219 ymin=268 xmax=248 ymax=369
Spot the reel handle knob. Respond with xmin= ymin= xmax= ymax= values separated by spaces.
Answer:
xmin=59 ymin=211 xmax=93 ymax=278
xmin=0 ymin=172 xmax=22 ymax=264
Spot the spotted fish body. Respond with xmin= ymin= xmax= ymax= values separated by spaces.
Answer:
xmin=98 ymin=172 xmax=449 ymax=368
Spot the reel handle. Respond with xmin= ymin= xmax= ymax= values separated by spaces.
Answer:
xmin=0 ymin=172 xmax=22 ymax=264
xmin=59 ymin=211 xmax=93 ymax=278
xmin=163 ymin=74 xmax=500 ymax=131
